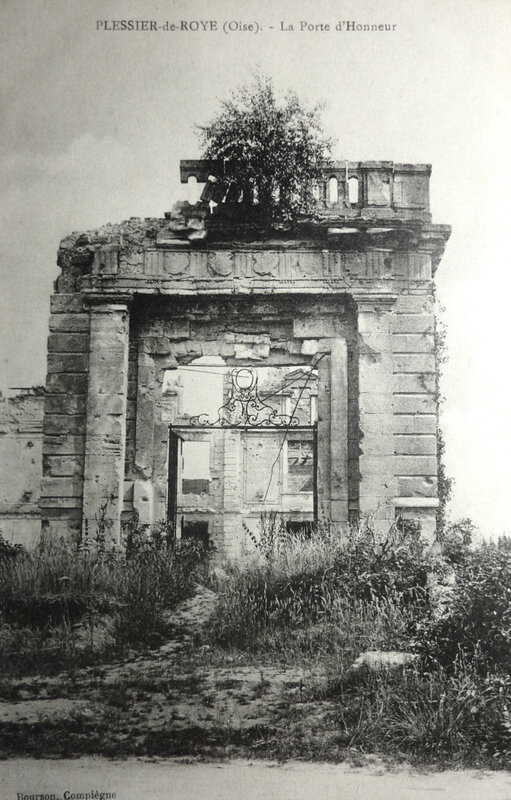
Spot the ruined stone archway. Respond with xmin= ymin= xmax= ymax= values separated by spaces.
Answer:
xmin=39 ymin=160 xmax=450 ymax=553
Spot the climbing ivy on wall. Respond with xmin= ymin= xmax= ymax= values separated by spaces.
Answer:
xmin=434 ymin=300 xmax=453 ymax=537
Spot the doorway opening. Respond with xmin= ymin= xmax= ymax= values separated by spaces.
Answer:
xmin=164 ymin=360 xmax=318 ymax=547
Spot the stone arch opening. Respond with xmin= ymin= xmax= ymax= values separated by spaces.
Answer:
xmin=328 ymin=176 xmax=339 ymax=205
xmin=118 ymin=293 xmax=358 ymax=555
xmin=348 ymin=176 xmax=359 ymax=204
xmin=187 ymin=175 xmax=198 ymax=203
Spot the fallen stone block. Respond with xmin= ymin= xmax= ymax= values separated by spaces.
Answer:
xmin=350 ymin=650 xmax=419 ymax=673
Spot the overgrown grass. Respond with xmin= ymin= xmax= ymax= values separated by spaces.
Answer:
xmin=208 ymin=522 xmax=434 ymax=656
xmin=318 ymin=661 xmax=511 ymax=768
xmin=205 ymin=519 xmax=511 ymax=767
xmin=0 ymin=530 xmax=208 ymax=675
xmin=2 ymin=517 xmax=511 ymax=768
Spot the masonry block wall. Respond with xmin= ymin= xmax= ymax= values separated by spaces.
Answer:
xmin=41 ymin=293 xmax=90 ymax=540
xmin=35 ymin=160 xmax=450 ymax=552
xmin=0 ymin=391 xmax=44 ymax=545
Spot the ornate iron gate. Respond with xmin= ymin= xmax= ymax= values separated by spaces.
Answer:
xmin=167 ymin=367 xmax=318 ymax=538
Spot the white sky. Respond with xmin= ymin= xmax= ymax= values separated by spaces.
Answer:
xmin=1 ymin=0 xmax=510 ymax=537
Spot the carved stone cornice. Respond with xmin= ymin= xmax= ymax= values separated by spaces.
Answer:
xmin=352 ymin=293 xmax=398 ymax=312
xmin=83 ymin=293 xmax=133 ymax=311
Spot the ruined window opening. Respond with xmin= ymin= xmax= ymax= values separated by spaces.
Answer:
xmin=286 ymin=520 xmax=314 ymax=538
xmin=328 ymin=176 xmax=339 ymax=205
xmin=348 ymin=176 xmax=359 ymax=204
xmin=187 ymin=175 xmax=199 ymax=204
xmin=285 ymin=436 xmax=314 ymax=494
xmin=181 ymin=441 xmax=210 ymax=495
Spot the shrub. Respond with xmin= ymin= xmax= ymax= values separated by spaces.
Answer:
xmin=412 ymin=544 xmax=511 ymax=672
xmin=0 ymin=534 xmax=26 ymax=562
xmin=438 ymin=517 xmax=475 ymax=565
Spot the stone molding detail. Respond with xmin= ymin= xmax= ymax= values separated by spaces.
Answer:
xmin=207 ymin=251 xmax=234 ymax=277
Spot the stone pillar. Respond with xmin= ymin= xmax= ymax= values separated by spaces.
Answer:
xmin=315 ymin=340 xmax=349 ymax=523
xmin=132 ymin=345 xmax=179 ymax=529
xmin=329 ymin=339 xmax=349 ymax=522
xmin=356 ymin=295 xmax=397 ymax=524
xmin=316 ymin=353 xmax=331 ymax=521
xmin=133 ymin=346 xmax=157 ymax=528
xmin=82 ymin=295 xmax=130 ymax=544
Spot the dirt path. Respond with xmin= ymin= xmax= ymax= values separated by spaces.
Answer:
xmin=1 ymin=757 xmax=511 ymax=800
xmin=0 ymin=587 xmax=330 ymax=759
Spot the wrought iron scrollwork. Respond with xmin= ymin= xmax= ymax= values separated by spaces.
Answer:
xmin=189 ymin=367 xmax=300 ymax=428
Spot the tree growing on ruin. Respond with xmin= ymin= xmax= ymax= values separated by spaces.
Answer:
xmin=197 ymin=75 xmax=333 ymax=221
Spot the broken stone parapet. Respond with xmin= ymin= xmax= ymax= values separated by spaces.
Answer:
xmin=180 ymin=159 xmax=433 ymax=223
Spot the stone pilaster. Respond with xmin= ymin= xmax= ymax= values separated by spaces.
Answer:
xmin=329 ymin=339 xmax=349 ymax=522
xmin=133 ymin=344 xmax=157 ymax=528
xmin=82 ymin=295 xmax=130 ymax=544
xmin=316 ymin=353 xmax=331 ymax=520
xmin=356 ymin=295 xmax=397 ymax=523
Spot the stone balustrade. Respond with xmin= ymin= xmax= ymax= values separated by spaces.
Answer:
xmin=179 ymin=159 xmax=431 ymax=221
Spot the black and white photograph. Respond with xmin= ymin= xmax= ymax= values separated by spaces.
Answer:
xmin=1 ymin=0 xmax=511 ymax=797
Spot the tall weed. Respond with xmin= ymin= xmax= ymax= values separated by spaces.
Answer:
xmin=329 ymin=659 xmax=511 ymax=766
xmin=208 ymin=520 xmax=435 ymax=655
xmin=0 ymin=529 xmax=208 ymax=674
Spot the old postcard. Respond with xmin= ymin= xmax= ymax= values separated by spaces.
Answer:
xmin=1 ymin=0 xmax=510 ymax=797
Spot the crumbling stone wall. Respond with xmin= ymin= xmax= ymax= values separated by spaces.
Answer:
xmin=0 ymin=390 xmax=44 ymax=545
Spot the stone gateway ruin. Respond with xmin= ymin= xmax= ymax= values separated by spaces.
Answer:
xmin=1 ymin=160 xmax=451 ymax=555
